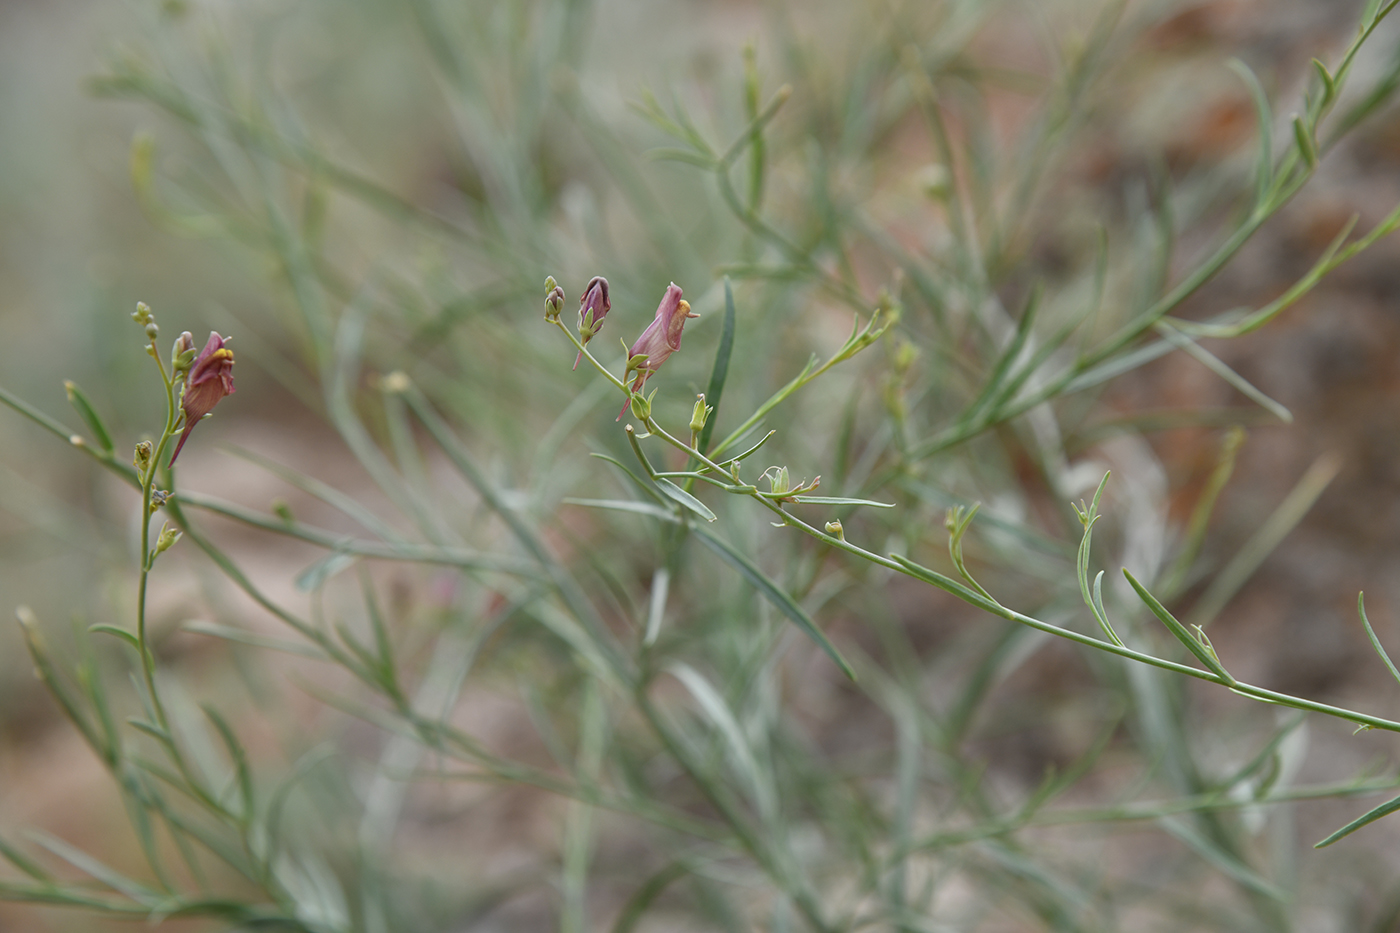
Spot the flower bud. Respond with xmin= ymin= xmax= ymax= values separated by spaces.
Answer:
xmin=171 ymin=332 xmax=196 ymax=373
xmin=689 ymin=394 xmax=712 ymax=434
xmin=574 ymin=276 xmax=611 ymax=369
xmin=544 ymin=277 xmax=565 ymax=321
xmin=145 ymin=322 xmax=160 ymax=340
xmin=765 ymin=466 xmax=791 ymax=497
xmin=825 ymin=520 xmax=845 ymax=541
xmin=132 ymin=301 xmax=153 ymax=325
xmin=629 ymin=388 xmax=653 ymax=421
xmin=133 ymin=440 xmax=153 ymax=478
xmin=154 ymin=521 xmax=182 ymax=556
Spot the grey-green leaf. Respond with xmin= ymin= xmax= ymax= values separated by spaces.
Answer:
xmin=693 ymin=525 xmax=854 ymax=680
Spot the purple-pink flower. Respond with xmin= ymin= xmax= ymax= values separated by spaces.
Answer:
xmin=618 ymin=283 xmax=697 ymax=419
xmin=171 ymin=332 xmax=236 ymax=465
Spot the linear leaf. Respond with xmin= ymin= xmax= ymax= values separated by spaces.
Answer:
xmin=63 ymin=382 xmax=115 ymax=453
xmin=790 ymin=495 xmax=895 ymax=508
xmin=294 ymin=552 xmax=358 ymax=593
xmin=1123 ymin=570 xmax=1233 ymax=681
xmin=692 ymin=526 xmax=854 ymax=680
xmin=182 ymin=621 xmax=326 ymax=659
xmin=1315 ymin=791 xmax=1400 ymax=847
xmin=562 ymin=498 xmax=679 ymax=522
xmin=655 ymin=478 xmax=716 ymax=522
xmin=698 ymin=278 xmax=737 ymax=454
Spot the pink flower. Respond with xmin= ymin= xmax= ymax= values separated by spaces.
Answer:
xmin=170 ymin=332 xmax=236 ymax=465
xmin=574 ymin=275 xmax=611 ymax=370
xmin=618 ymin=283 xmax=697 ymax=419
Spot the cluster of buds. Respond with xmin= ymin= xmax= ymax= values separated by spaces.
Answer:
xmin=132 ymin=301 xmax=159 ymax=352
xmin=762 ymin=465 xmax=820 ymax=504
xmin=544 ymin=276 xmax=565 ymax=322
xmin=543 ymin=276 xmax=700 ymax=421
xmin=621 ymin=283 xmax=698 ymax=420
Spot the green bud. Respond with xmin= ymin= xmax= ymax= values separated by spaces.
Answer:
xmin=916 ymin=164 xmax=951 ymax=200
xmin=145 ymin=322 xmax=159 ymax=340
xmin=824 ymin=520 xmax=845 ymax=541
xmin=154 ymin=522 xmax=182 ymax=556
xmin=544 ymin=276 xmax=565 ymax=321
xmin=629 ymin=390 xmax=651 ymax=420
xmin=766 ymin=465 xmax=791 ymax=497
xmin=689 ymin=394 xmax=712 ymax=434
xmin=132 ymin=301 xmax=153 ymax=325
xmin=171 ymin=332 xmax=196 ymax=373
xmin=133 ymin=440 xmax=153 ymax=478
xmin=272 ymin=498 xmax=295 ymax=524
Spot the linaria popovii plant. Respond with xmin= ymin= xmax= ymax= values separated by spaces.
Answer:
xmin=7 ymin=0 xmax=1400 ymax=930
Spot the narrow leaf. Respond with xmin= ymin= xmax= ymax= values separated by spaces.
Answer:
xmin=1123 ymin=569 xmax=1233 ymax=682
xmin=790 ymin=495 xmax=895 ymax=508
xmin=655 ymin=478 xmax=716 ymax=522
xmin=692 ymin=526 xmax=855 ymax=680
xmin=1315 ymin=791 xmax=1400 ymax=847
xmin=562 ymin=498 xmax=679 ymax=522
xmin=63 ymin=382 xmax=115 ymax=453
xmin=202 ymin=705 xmax=253 ymax=822
xmin=294 ymin=552 xmax=358 ymax=593
xmin=1227 ymin=58 xmax=1275 ymax=206
xmin=88 ymin=624 xmax=141 ymax=651
xmin=28 ymin=831 xmax=156 ymax=901
xmin=698 ymin=278 xmax=737 ymax=454
xmin=1358 ymin=592 xmax=1400 ymax=686
xmin=182 ymin=621 xmax=326 ymax=659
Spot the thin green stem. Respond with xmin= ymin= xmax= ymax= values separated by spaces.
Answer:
xmin=630 ymin=403 xmax=1400 ymax=733
xmin=136 ymin=344 xmax=180 ymax=732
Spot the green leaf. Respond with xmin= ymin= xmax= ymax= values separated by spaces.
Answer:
xmin=1227 ymin=58 xmax=1275 ymax=207
xmin=1357 ymin=592 xmax=1400 ymax=686
xmin=88 ymin=624 xmax=141 ymax=651
xmin=644 ymin=147 xmax=719 ymax=168
xmin=611 ymin=861 xmax=688 ymax=933
xmin=562 ymin=498 xmax=679 ymax=522
xmin=655 ymin=478 xmax=716 ymax=522
xmin=28 ymin=831 xmax=156 ymax=901
xmin=590 ymin=453 xmax=665 ymax=505
xmin=0 ymin=835 xmax=51 ymax=882
xmin=692 ymin=526 xmax=855 ymax=680
xmin=63 ymin=382 xmax=115 ymax=453
xmin=1312 ymin=58 xmax=1336 ymax=106
xmin=1123 ymin=569 xmax=1233 ymax=682
xmin=202 ymin=705 xmax=253 ymax=822
xmin=182 ymin=620 xmax=326 ymax=659
xmin=697 ymin=279 xmax=737 ymax=455
xmin=1315 ymin=791 xmax=1400 ymax=847
xmin=1292 ymin=115 xmax=1318 ymax=168
xmin=669 ymin=663 xmax=776 ymax=819
xmin=790 ymin=495 xmax=895 ymax=508
xmin=888 ymin=554 xmax=1004 ymax=616
xmin=294 ymin=552 xmax=358 ymax=593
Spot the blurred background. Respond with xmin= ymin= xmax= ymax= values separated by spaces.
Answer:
xmin=3 ymin=0 xmax=1400 ymax=930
